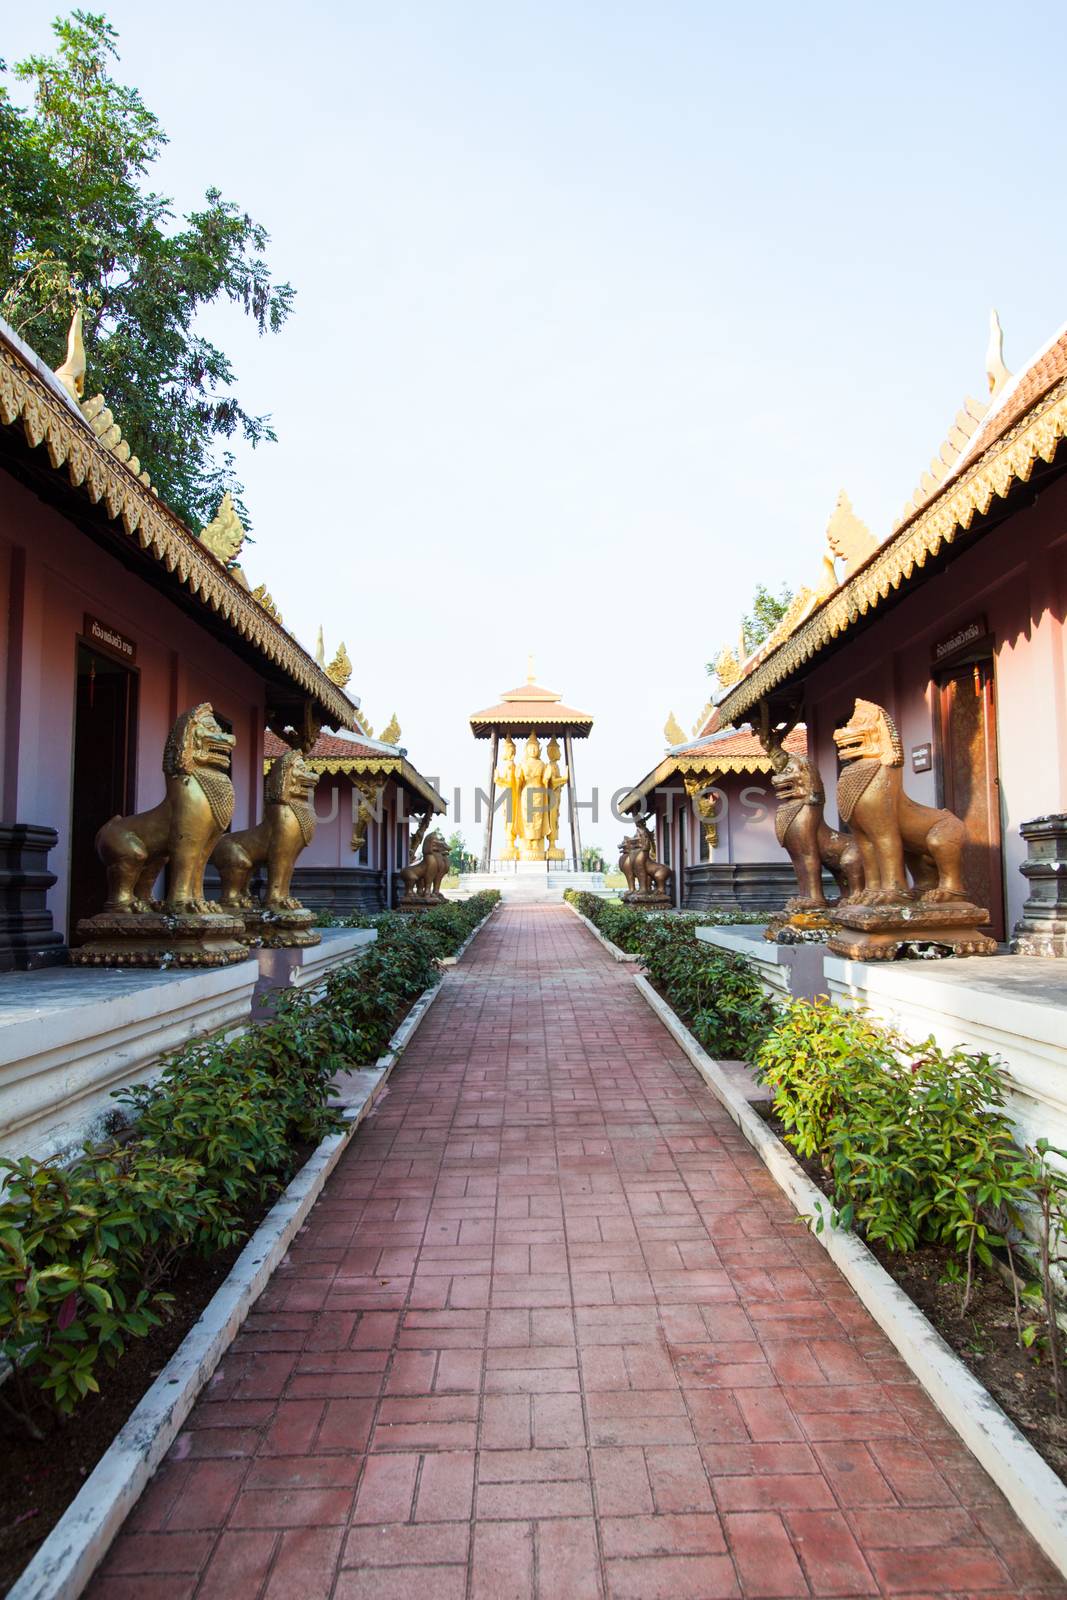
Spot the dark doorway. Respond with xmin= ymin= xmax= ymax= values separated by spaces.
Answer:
xmin=937 ymin=657 xmax=1005 ymax=941
xmin=69 ymin=643 xmax=138 ymax=940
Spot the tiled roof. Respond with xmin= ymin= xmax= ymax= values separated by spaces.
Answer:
xmin=470 ymin=679 xmax=593 ymax=735
xmin=715 ymin=320 xmax=1067 ymax=727
xmin=618 ymin=727 xmax=807 ymax=813
xmin=263 ymin=730 xmax=445 ymax=813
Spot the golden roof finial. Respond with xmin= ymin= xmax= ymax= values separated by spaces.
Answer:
xmin=986 ymin=308 xmax=1012 ymax=397
xmin=325 ymin=641 xmax=352 ymax=689
xmin=200 ymin=493 xmax=246 ymax=567
xmin=714 ymin=647 xmax=743 ymax=688
xmin=825 ymin=490 xmax=877 ymax=578
xmin=315 ymin=625 xmax=325 ymax=668
xmin=526 ymin=653 xmax=535 ymax=684
xmin=664 ymin=712 xmax=687 ymax=747
xmin=54 ymin=306 xmax=85 ymax=401
xmin=251 ymin=583 xmax=282 ymax=623
xmin=380 ymin=712 xmax=401 ymax=746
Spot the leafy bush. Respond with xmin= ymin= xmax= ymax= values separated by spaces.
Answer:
xmin=758 ymin=1001 xmax=1028 ymax=1268
xmin=0 ymin=896 xmax=498 ymax=1430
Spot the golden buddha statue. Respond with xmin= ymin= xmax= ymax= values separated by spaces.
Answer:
xmin=494 ymin=736 xmax=521 ymax=859
xmin=516 ymin=733 xmax=548 ymax=861
xmin=543 ymin=739 xmax=568 ymax=859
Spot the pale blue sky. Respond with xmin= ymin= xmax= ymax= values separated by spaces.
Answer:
xmin=7 ymin=2 xmax=1066 ymax=850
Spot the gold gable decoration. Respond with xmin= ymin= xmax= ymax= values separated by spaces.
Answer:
xmin=664 ymin=712 xmax=687 ymax=747
xmin=0 ymin=330 xmax=355 ymax=729
xmin=251 ymin=583 xmax=282 ymax=623
xmin=380 ymin=713 xmax=401 ymax=747
xmin=326 ymin=642 xmax=353 ymax=689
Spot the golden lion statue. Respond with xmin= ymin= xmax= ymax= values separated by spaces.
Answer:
xmin=771 ymin=753 xmax=863 ymax=909
xmin=398 ymin=830 xmax=450 ymax=904
xmin=833 ymin=699 xmax=967 ymax=906
xmin=622 ymin=818 xmax=673 ymax=901
xmin=210 ymin=749 xmax=318 ymax=912
xmin=95 ymin=704 xmax=235 ymax=915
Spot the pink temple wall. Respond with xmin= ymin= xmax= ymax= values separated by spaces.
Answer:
xmin=1 ymin=474 xmax=269 ymax=939
xmin=648 ymin=768 xmax=781 ymax=882
xmin=303 ymin=773 xmax=410 ymax=876
xmin=799 ymin=477 xmax=1067 ymax=933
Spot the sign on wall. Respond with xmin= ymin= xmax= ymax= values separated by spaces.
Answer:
xmin=932 ymin=615 xmax=987 ymax=664
xmin=84 ymin=613 xmax=136 ymax=663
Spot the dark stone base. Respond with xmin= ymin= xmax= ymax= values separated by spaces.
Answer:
xmin=1012 ymin=814 xmax=1067 ymax=958
xmin=397 ymin=895 xmax=447 ymax=912
xmin=683 ymin=861 xmax=813 ymax=914
xmin=72 ymin=910 xmax=249 ymax=967
xmin=290 ymin=866 xmax=387 ymax=915
xmin=238 ymin=907 xmax=321 ymax=948
xmin=623 ymin=890 xmax=672 ymax=909
xmin=828 ymin=900 xmax=997 ymax=961
xmin=0 ymin=822 xmax=66 ymax=970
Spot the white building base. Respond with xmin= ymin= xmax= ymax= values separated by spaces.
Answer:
xmin=0 ymin=960 xmax=259 ymax=1166
xmin=696 ymin=923 xmax=828 ymax=1002
xmin=254 ymin=927 xmax=377 ymax=1014
xmin=457 ymin=867 xmax=606 ymax=903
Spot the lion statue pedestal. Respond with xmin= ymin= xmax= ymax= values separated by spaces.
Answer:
xmin=620 ymin=819 xmax=673 ymax=909
xmin=72 ymin=704 xmax=248 ymax=968
xmin=826 ymin=699 xmax=997 ymax=960
xmin=210 ymin=748 xmax=321 ymax=949
xmin=397 ymin=829 xmax=450 ymax=910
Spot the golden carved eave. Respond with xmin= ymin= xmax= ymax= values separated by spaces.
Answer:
xmin=716 ymin=378 xmax=1067 ymax=727
xmin=618 ymin=752 xmax=777 ymax=814
xmin=0 ymin=336 xmax=356 ymax=730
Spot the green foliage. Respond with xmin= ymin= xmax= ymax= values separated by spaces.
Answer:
xmin=580 ymin=845 xmax=605 ymax=872
xmin=758 ymin=1002 xmax=1028 ymax=1263
xmin=0 ymin=898 xmax=498 ymax=1431
xmin=707 ymin=582 xmax=794 ymax=678
xmin=0 ymin=11 xmax=294 ymax=528
xmin=564 ymin=891 xmax=777 ymax=1060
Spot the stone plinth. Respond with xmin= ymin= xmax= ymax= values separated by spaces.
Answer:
xmin=0 ymin=959 xmax=258 ymax=1165
xmin=1012 ymin=814 xmax=1067 ymax=958
xmin=0 ymin=823 xmax=66 ymax=971
xmin=253 ymin=926 xmax=377 ymax=1017
xmin=238 ymin=907 xmax=320 ymax=948
xmin=72 ymin=910 xmax=248 ymax=968
xmin=696 ymin=923 xmax=828 ymax=1003
xmin=825 ymin=953 xmax=1067 ymax=1154
xmin=827 ymin=900 xmax=997 ymax=961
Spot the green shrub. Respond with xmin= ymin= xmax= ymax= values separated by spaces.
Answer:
xmin=0 ymin=896 xmax=499 ymax=1430
xmin=758 ymin=1000 xmax=1028 ymax=1264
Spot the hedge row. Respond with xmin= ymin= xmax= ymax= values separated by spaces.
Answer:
xmin=0 ymin=894 xmax=498 ymax=1430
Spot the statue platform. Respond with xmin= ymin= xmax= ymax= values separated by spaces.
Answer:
xmin=0 ymin=959 xmax=259 ymax=1167
xmin=456 ymin=868 xmax=606 ymax=904
xmin=253 ymin=926 xmax=377 ymax=1016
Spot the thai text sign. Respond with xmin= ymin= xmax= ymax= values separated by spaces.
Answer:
xmin=85 ymin=613 xmax=136 ymax=662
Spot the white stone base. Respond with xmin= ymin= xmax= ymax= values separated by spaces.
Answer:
xmin=696 ymin=923 xmax=828 ymax=1002
xmin=456 ymin=869 xmax=606 ymax=903
xmin=0 ymin=960 xmax=259 ymax=1166
xmin=825 ymin=954 xmax=1067 ymax=1154
xmin=254 ymin=927 xmax=377 ymax=1011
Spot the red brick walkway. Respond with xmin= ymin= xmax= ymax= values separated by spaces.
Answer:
xmin=91 ymin=905 xmax=1066 ymax=1598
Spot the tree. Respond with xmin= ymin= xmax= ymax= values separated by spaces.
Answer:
xmin=706 ymin=582 xmax=793 ymax=684
xmin=0 ymin=12 xmax=294 ymax=529
xmin=580 ymin=845 xmax=605 ymax=872
xmin=446 ymin=830 xmax=468 ymax=874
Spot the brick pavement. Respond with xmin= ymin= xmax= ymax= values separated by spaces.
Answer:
xmin=89 ymin=904 xmax=1067 ymax=1598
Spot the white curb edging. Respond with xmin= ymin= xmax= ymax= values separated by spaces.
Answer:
xmin=10 ymin=975 xmax=445 ymax=1600
xmin=437 ymin=902 xmax=498 ymax=967
xmin=633 ymin=971 xmax=1067 ymax=1580
xmin=564 ymin=899 xmax=641 ymax=962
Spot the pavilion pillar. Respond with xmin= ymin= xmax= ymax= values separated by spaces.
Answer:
xmin=480 ymin=731 xmax=499 ymax=869
xmin=564 ymin=733 xmax=582 ymax=869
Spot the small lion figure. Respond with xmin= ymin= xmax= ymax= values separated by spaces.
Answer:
xmin=95 ymin=703 xmax=235 ymax=915
xmin=624 ymin=817 xmax=673 ymax=901
xmin=211 ymin=749 xmax=319 ymax=912
xmin=398 ymin=831 xmax=450 ymax=904
xmin=771 ymin=754 xmax=864 ymax=910
xmin=833 ymin=699 xmax=967 ymax=906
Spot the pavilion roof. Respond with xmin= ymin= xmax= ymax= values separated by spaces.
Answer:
xmin=618 ymin=726 xmax=807 ymax=815
xmin=0 ymin=317 xmax=357 ymax=731
xmin=469 ymin=678 xmax=593 ymax=738
xmin=264 ymin=729 xmax=446 ymax=815
xmin=714 ymin=318 xmax=1067 ymax=728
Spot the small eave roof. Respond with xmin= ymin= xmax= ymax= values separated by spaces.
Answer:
xmin=469 ymin=678 xmax=593 ymax=737
xmin=0 ymin=319 xmax=357 ymax=731
xmin=264 ymin=730 xmax=446 ymax=815
xmin=618 ymin=727 xmax=807 ymax=815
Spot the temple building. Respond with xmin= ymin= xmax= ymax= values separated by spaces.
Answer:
xmin=713 ymin=311 xmax=1067 ymax=950
xmin=265 ymin=724 xmax=445 ymax=913
xmin=0 ymin=313 xmax=358 ymax=966
xmin=619 ymin=719 xmax=807 ymax=910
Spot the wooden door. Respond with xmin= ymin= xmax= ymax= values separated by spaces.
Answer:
xmin=69 ymin=642 xmax=138 ymax=939
xmin=937 ymin=658 xmax=1004 ymax=940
